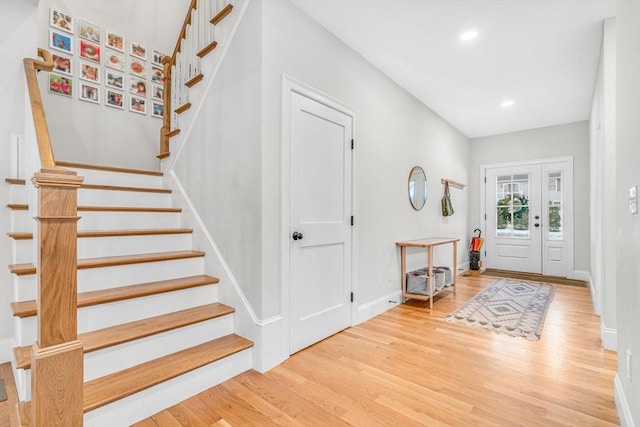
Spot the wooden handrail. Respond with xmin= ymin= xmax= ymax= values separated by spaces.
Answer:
xmin=23 ymin=48 xmax=56 ymax=169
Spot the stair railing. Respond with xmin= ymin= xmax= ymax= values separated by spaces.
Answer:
xmin=22 ymin=48 xmax=84 ymax=425
xmin=158 ymin=0 xmax=234 ymax=159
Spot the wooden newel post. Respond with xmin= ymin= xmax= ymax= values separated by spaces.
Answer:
xmin=30 ymin=168 xmax=84 ymax=426
xmin=158 ymin=56 xmax=173 ymax=159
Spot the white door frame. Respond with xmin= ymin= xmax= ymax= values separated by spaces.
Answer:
xmin=280 ymin=75 xmax=358 ymax=355
xmin=480 ymin=156 xmax=574 ymax=278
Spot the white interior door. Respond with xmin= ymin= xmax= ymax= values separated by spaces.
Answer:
xmin=483 ymin=159 xmax=573 ymax=277
xmin=289 ymin=91 xmax=352 ymax=354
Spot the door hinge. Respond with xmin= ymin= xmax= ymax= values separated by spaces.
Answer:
xmin=350 ymin=292 xmax=354 ymax=302
xmin=484 ymin=250 xmax=487 ymax=257
xmin=484 ymin=177 xmax=487 ymax=183
xmin=484 ymin=213 xmax=487 ymax=220
xmin=351 ymin=139 xmax=354 ymax=150
xmin=350 ymin=215 xmax=354 ymax=226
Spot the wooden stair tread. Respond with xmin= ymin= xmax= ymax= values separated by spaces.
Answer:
xmin=6 ymin=232 xmax=32 ymax=240
xmin=7 ymin=203 xmax=28 ymax=210
xmin=83 ymin=334 xmax=253 ymax=412
xmin=11 ymin=274 xmax=218 ymax=318
xmin=167 ymin=129 xmax=181 ymax=138
xmin=81 ymin=183 xmax=171 ymax=194
xmin=5 ymin=178 xmax=26 ymax=185
xmin=211 ymin=4 xmax=233 ymax=25
xmin=8 ymin=228 xmax=193 ymax=240
xmin=185 ymin=73 xmax=204 ymax=88
xmin=78 ymin=205 xmax=182 ymax=213
xmin=197 ymin=41 xmax=218 ymax=58
xmin=56 ymin=161 xmax=163 ymax=176
xmin=175 ymin=102 xmax=192 ymax=114
xmin=9 ymin=250 xmax=205 ymax=276
xmin=7 ymin=205 xmax=182 ymax=213
xmin=14 ymin=302 xmax=233 ymax=369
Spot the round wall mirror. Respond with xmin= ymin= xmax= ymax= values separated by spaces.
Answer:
xmin=408 ymin=166 xmax=427 ymax=211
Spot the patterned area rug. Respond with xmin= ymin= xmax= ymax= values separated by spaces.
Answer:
xmin=446 ymin=278 xmax=554 ymax=340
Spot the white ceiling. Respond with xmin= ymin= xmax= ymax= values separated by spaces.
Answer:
xmin=291 ymin=0 xmax=616 ymax=138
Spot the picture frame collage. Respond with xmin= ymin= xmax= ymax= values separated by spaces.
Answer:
xmin=48 ymin=8 xmax=166 ymax=118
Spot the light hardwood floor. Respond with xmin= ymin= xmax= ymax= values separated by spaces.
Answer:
xmin=135 ymin=274 xmax=619 ymax=426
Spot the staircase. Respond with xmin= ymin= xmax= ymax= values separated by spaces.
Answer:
xmin=6 ymin=161 xmax=253 ymax=426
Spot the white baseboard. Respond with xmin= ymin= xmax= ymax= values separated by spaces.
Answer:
xmin=615 ymin=374 xmax=636 ymax=427
xmin=355 ymin=290 xmax=402 ymax=325
xmin=601 ymin=321 xmax=617 ymax=351
xmin=0 ymin=337 xmax=14 ymax=363
xmin=573 ymin=269 xmax=590 ymax=282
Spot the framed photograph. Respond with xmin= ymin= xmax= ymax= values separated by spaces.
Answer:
xmin=150 ymin=66 xmax=164 ymax=85
xmin=129 ymin=77 xmax=147 ymax=96
xmin=50 ymin=30 xmax=73 ymax=54
xmin=48 ymin=73 xmax=72 ymax=97
xmin=129 ymin=58 xmax=146 ymax=78
xmin=130 ymin=96 xmax=147 ymax=115
xmin=151 ymin=84 xmax=163 ymax=101
xmin=79 ymin=62 xmax=100 ymax=83
xmin=52 ymin=54 xmax=72 ymax=76
xmin=130 ymin=41 xmax=147 ymax=61
xmin=151 ymin=49 xmax=166 ymax=67
xmin=79 ymin=40 xmax=101 ymax=63
xmin=106 ymin=71 xmax=124 ymax=90
xmin=106 ymin=31 xmax=124 ymax=53
xmin=50 ymin=9 xmax=73 ymax=34
xmin=105 ymin=90 xmax=124 ymax=109
xmin=105 ymin=52 xmax=125 ymax=72
xmin=78 ymin=20 xmax=101 ymax=43
xmin=80 ymin=83 xmax=100 ymax=104
xmin=151 ymin=102 xmax=163 ymax=118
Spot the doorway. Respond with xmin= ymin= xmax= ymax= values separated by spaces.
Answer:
xmin=282 ymin=78 xmax=356 ymax=355
xmin=481 ymin=158 xmax=574 ymax=277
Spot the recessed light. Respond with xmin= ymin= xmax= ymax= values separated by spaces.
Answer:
xmin=501 ymin=100 xmax=515 ymax=107
xmin=459 ymin=31 xmax=478 ymax=41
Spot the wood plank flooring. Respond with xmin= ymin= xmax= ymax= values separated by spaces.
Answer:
xmin=136 ymin=274 xmax=619 ymax=426
xmin=0 ymin=362 xmax=19 ymax=427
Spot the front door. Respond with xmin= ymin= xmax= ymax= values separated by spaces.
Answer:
xmin=289 ymin=91 xmax=353 ymax=354
xmin=483 ymin=159 xmax=573 ymax=276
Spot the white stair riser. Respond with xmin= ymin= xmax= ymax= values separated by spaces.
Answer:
xmin=78 ymin=234 xmax=193 ymax=258
xmin=83 ymin=316 xmax=233 ymax=381
xmin=16 ymin=284 xmax=218 ymax=345
xmin=14 ymin=367 xmax=29 ymax=401
xmin=10 ymin=211 xmax=33 ymax=231
xmin=83 ymin=349 xmax=252 ymax=427
xmin=78 ymin=189 xmax=172 ymax=208
xmin=67 ymin=168 xmax=164 ymax=188
xmin=11 ymin=239 xmax=32 ymax=264
xmin=79 ymin=211 xmax=181 ymax=230
xmin=13 ymin=257 xmax=205 ymax=302
xmin=8 ymin=184 xmax=27 ymax=204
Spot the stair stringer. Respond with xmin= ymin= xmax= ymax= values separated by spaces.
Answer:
xmin=164 ymin=170 xmax=287 ymax=373
xmin=163 ymin=0 xmax=249 ymax=167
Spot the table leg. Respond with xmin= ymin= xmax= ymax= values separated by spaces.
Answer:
xmin=428 ymin=246 xmax=433 ymax=309
xmin=401 ymin=246 xmax=407 ymax=303
xmin=452 ymin=240 xmax=458 ymax=295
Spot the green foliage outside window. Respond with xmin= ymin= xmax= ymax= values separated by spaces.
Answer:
xmin=497 ymin=193 xmax=529 ymax=230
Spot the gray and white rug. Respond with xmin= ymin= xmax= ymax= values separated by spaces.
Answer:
xmin=446 ymin=278 xmax=554 ymax=341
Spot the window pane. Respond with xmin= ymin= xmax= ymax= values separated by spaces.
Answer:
xmin=496 ymin=207 xmax=511 ymax=236
xmin=548 ymin=172 xmax=563 ymax=240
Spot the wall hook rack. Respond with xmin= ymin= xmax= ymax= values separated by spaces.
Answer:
xmin=441 ymin=178 xmax=465 ymax=189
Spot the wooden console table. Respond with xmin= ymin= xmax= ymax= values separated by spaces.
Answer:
xmin=396 ymin=237 xmax=459 ymax=308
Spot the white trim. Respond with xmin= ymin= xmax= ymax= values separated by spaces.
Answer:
xmin=10 ymin=133 xmax=25 ymax=179
xmin=576 ymin=271 xmax=601 ymax=315
xmin=601 ymin=321 xmax=617 ymax=351
xmin=0 ymin=337 xmax=14 ymax=363
xmin=281 ymin=74 xmax=358 ymax=356
xmin=355 ymin=290 xmax=402 ymax=325
xmin=615 ymin=374 xmax=636 ymax=427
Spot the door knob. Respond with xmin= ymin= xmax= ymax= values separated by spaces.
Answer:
xmin=534 ymin=215 xmax=540 ymax=220
xmin=534 ymin=223 xmax=540 ymax=228
xmin=292 ymin=231 xmax=304 ymax=241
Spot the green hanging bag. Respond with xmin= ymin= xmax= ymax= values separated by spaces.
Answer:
xmin=441 ymin=181 xmax=454 ymax=217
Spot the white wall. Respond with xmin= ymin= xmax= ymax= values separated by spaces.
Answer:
xmin=36 ymin=0 xmax=189 ymax=170
xmin=615 ymin=1 xmax=640 ymax=425
xmin=262 ymin=0 xmax=470 ymax=315
xmin=469 ymin=121 xmax=590 ymax=274
xmin=589 ymin=17 xmax=617 ymax=349
xmin=0 ymin=0 xmax=39 ymax=362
